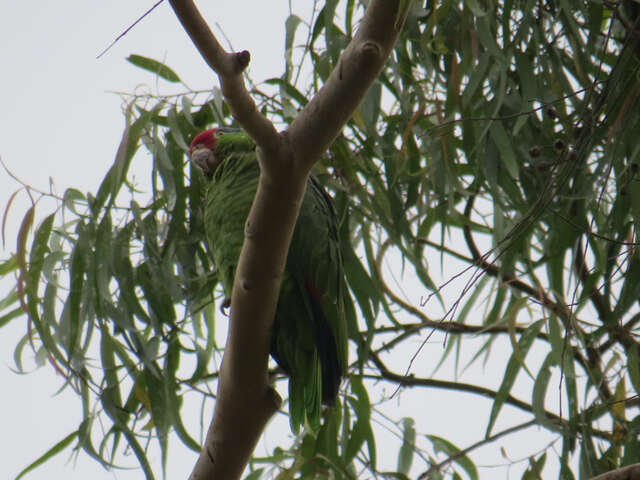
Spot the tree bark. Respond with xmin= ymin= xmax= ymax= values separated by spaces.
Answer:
xmin=590 ymin=464 xmax=640 ymax=480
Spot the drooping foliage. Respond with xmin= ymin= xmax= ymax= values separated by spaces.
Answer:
xmin=2 ymin=1 xmax=640 ymax=479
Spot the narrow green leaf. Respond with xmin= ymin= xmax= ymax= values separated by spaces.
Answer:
xmin=265 ymin=78 xmax=309 ymax=107
xmin=111 ymin=224 xmax=151 ymax=328
xmin=522 ymin=453 xmax=547 ymax=480
xmin=562 ymin=344 xmax=579 ymax=419
xmin=464 ymin=0 xmax=487 ymax=17
xmin=0 ymin=255 xmax=18 ymax=275
xmin=21 ymin=212 xmax=68 ymax=368
xmin=94 ymin=104 xmax=162 ymax=212
xmin=127 ymin=54 xmax=181 ymax=83
xmin=0 ymin=287 xmax=18 ymax=311
xmin=167 ymin=107 xmax=189 ymax=152
xmin=0 ymin=306 xmax=23 ymax=328
xmin=532 ymin=354 xmax=555 ymax=429
xmin=2 ymin=189 xmax=21 ymax=249
xmin=344 ymin=397 xmax=367 ymax=465
xmin=100 ymin=325 xmax=126 ymax=423
xmin=153 ymin=137 xmax=177 ymax=211
xmin=144 ymin=365 xmax=170 ymax=469
xmin=628 ymin=343 xmax=640 ymax=394
xmin=486 ymin=319 xmax=544 ymax=436
xmin=462 ymin=53 xmax=491 ymax=108
xmin=77 ymin=417 xmax=99 ymax=463
xmin=347 ymin=377 xmax=376 ymax=468
xmin=65 ymin=224 xmax=88 ymax=358
xmin=34 ymin=281 xmax=66 ymax=366
xmin=16 ymin=205 xmax=35 ymax=274
xmin=62 ymin=188 xmax=86 ymax=215
xmin=26 ymin=213 xmax=55 ymax=302
xmin=547 ymin=315 xmax=565 ymax=365
xmin=397 ymin=417 xmax=416 ymax=475
xmin=12 ymin=333 xmax=30 ymax=372
xmin=427 ymin=435 xmax=478 ymax=480
xmin=181 ymin=95 xmax=194 ymax=126
xmin=284 ymin=14 xmax=302 ymax=79
xmin=15 ymin=430 xmax=78 ymax=480
xmin=622 ymin=416 xmax=640 ymax=465
xmin=505 ymin=296 xmax=535 ymax=378
xmin=515 ymin=52 xmax=536 ymax=106
xmin=476 ymin=16 xmax=503 ymax=59
xmin=316 ymin=399 xmax=340 ymax=464
xmin=345 ymin=0 xmax=355 ymax=37
xmin=342 ymin=239 xmax=378 ymax=329
xmin=99 ymin=381 xmax=155 ymax=479
xmin=165 ymin=338 xmax=200 ymax=453
xmin=490 ymin=122 xmax=518 ymax=179
xmin=358 ymin=81 xmax=382 ymax=135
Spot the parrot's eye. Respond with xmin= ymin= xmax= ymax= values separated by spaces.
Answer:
xmin=214 ymin=130 xmax=225 ymax=138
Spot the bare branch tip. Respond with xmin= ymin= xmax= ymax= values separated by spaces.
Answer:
xmin=234 ymin=50 xmax=251 ymax=73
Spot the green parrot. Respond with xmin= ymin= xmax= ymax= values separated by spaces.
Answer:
xmin=189 ymin=127 xmax=349 ymax=431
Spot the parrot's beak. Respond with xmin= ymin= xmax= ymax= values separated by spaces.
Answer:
xmin=190 ymin=145 xmax=219 ymax=177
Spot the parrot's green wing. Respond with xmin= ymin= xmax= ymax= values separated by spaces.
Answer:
xmin=202 ymin=131 xmax=348 ymax=432
xmin=275 ymin=174 xmax=349 ymax=431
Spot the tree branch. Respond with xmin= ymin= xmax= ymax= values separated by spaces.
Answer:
xmin=288 ymin=1 xmax=410 ymax=171
xmin=419 ymin=420 xmax=537 ymax=479
xmin=366 ymin=351 xmax=611 ymax=440
xmin=590 ymin=463 xmax=640 ymax=480
xmin=375 ymin=235 xmax=595 ymax=376
xmin=367 ymin=351 xmax=562 ymax=426
xmin=168 ymin=0 xmax=279 ymax=154
xmin=462 ymin=195 xmax=571 ymax=320
xmin=168 ymin=1 xmax=411 ymax=478
xmin=598 ymin=312 xmax=640 ymax=354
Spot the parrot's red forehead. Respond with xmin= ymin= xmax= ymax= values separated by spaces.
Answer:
xmin=189 ymin=128 xmax=217 ymax=155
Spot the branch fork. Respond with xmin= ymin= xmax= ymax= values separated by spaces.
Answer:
xmin=167 ymin=1 xmax=411 ymax=478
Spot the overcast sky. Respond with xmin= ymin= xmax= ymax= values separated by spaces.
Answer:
xmin=1 ymin=2 xmax=565 ymax=479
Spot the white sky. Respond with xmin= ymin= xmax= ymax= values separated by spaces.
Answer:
xmin=0 ymin=2 xmax=568 ymax=479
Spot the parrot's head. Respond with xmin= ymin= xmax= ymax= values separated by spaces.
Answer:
xmin=190 ymin=128 xmax=224 ymax=176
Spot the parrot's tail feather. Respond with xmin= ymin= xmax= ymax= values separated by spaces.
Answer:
xmin=306 ymin=280 xmax=342 ymax=405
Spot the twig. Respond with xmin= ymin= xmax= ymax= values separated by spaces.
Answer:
xmin=419 ymin=420 xmax=537 ymax=479
xmin=365 ymin=350 xmax=611 ymax=440
xmin=168 ymin=0 xmax=279 ymax=155
xmin=96 ymin=0 xmax=166 ymax=59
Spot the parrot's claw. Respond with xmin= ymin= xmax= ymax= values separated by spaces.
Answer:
xmin=220 ymin=297 xmax=231 ymax=316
